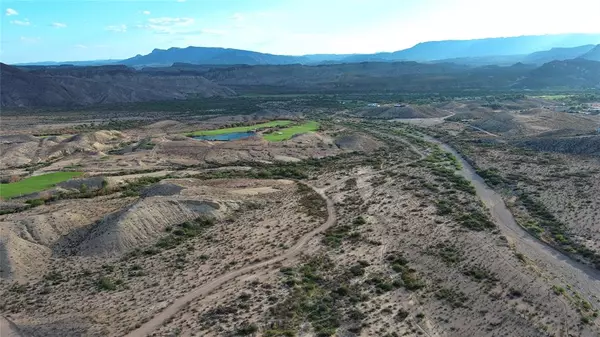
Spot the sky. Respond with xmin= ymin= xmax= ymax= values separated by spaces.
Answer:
xmin=1 ymin=0 xmax=600 ymax=64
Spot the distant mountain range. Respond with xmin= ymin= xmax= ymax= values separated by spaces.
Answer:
xmin=4 ymin=33 xmax=600 ymax=107
xmin=117 ymin=33 xmax=600 ymax=67
xmin=13 ymin=33 xmax=600 ymax=68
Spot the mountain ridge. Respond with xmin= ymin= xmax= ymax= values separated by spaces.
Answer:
xmin=11 ymin=33 xmax=600 ymax=68
xmin=114 ymin=33 xmax=600 ymax=68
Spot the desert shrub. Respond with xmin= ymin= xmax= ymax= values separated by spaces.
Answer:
xmin=435 ymin=200 xmax=454 ymax=216
xmin=234 ymin=323 xmax=258 ymax=336
xmin=435 ymin=287 xmax=468 ymax=308
xmin=401 ymin=271 xmax=425 ymax=291
xmin=26 ymin=199 xmax=45 ymax=206
xmin=552 ymin=285 xmax=566 ymax=295
xmin=477 ymin=168 xmax=505 ymax=186
xmin=156 ymin=217 xmax=215 ymax=250
xmin=508 ymin=288 xmax=523 ymax=298
xmin=9 ymin=283 xmax=27 ymax=293
xmin=97 ymin=277 xmax=117 ymax=291
xmin=456 ymin=211 xmax=495 ymax=231
xmin=432 ymin=242 xmax=463 ymax=265
xmin=44 ymin=271 xmax=64 ymax=285
xmin=463 ymin=265 xmax=497 ymax=283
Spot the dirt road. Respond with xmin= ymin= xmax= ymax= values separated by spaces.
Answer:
xmin=125 ymin=183 xmax=336 ymax=337
xmin=371 ymin=126 xmax=600 ymax=308
xmin=424 ymin=136 xmax=600 ymax=308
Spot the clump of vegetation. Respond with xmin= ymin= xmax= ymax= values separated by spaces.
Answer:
xmin=456 ymin=210 xmax=495 ymax=231
xmin=234 ymin=323 xmax=259 ymax=336
xmin=552 ymin=285 xmax=566 ymax=295
xmin=323 ymin=217 xmax=366 ymax=248
xmin=430 ymin=241 xmax=463 ymax=265
xmin=385 ymin=252 xmax=409 ymax=272
xmin=268 ymin=256 xmax=365 ymax=337
xmin=519 ymin=192 xmax=600 ymax=269
xmin=476 ymin=168 xmax=505 ymax=186
xmin=297 ymin=183 xmax=328 ymax=219
xmin=155 ymin=217 xmax=215 ymax=250
xmin=97 ymin=277 xmax=120 ymax=291
xmin=429 ymin=165 xmax=475 ymax=195
xmin=44 ymin=271 xmax=65 ymax=285
xmin=435 ymin=287 xmax=468 ymax=308
xmin=400 ymin=269 xmax=426 ymax=291
xmin=435 ymin=199 xmax=454 ymax=216
xmin=463 ymin=265 xmax=497 ymax=284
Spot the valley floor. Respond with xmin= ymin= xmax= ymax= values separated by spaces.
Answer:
xmin=1 ymin=104 xmax=600 ymax=336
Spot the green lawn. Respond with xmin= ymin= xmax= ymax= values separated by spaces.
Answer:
xmin=0 ymin=172 xmax=84 ymax=199
xmin=186 ymin=120 xmax=293 ymax=136
xmin=263 ymin=121 xmax=320 ymax=141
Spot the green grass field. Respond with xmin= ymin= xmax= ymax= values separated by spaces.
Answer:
xmin=186 ymin=120 xmax=293 ymax=136
xmin=0 ymin=172 xmax=84 ymax=199
xmin=263 ymin=121 xmax=320 ymax=141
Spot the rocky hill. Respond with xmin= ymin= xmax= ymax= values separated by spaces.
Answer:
xmin=521 ymin=44 xmax=596 ymax=64
xmin=0 ymin=63 xmax=235 ymax=107
xmin=514 ymin=59 xmax=600 ymax=89
xmin=513 ymin=135 xmax=600 ymax=156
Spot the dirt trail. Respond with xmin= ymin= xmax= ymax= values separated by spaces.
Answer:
xmin=125 ymin=183 xmax=336 ymax=337
xmin=465 ymin=124 xmax=500 ymax=137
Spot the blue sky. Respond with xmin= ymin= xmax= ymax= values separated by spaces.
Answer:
xmin=2 ymin=0 xmax=600 ymax=63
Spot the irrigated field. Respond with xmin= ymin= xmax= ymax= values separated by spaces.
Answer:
xmin=0 ymin=171 xmax=83 ymax=199
xmin=186 ymin=120 xmax=292 ymax=136
xmin=264 ymin=121 xmax=320 ymax=141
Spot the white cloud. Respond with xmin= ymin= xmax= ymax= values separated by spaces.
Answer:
xmin=20 ymin=36 xmax=40 ymax=43
xmin=139 ymin=17 xmax=195 ymax=34
xmin=200 ymin=29 xmax=227 ymax=35
xmin=105 ymin=24 xmax=127 ymax=33
xmin=147 ymin=17 xmax=194 ymax=26
xmin=75 ymin=44 xmax=110 ymax=49
xmin=231 ymin=13 xmax=244 ymax=21
xmin=11 ymin=19 xmax=30 ymax=26
xmin=5 ymin=8 xmax=18 ymax=16
xmin=142 ymin=10 xmax=151 ymax=15
xmin=51 ymin=22 xmax=67 ymax=28
xmin=176 ymin=0 xmax=186 ymax=2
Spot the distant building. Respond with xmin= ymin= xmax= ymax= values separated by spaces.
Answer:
xmin=394 ymin=103 xmax=406 ymax=107
xmin=367 ymin=103 xmax=380 ymax=107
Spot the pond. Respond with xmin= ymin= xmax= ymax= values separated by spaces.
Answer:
xmin=191 ymin=131 xmax=256 ymax=141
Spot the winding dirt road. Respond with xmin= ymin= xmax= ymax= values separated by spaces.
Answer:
xmin=125 ymin=183 xmax=336 ymax=337
xmin=377 ymin=126 xmax=600 ymax=307
xmin=426 ymin=137 xmax=600 ymax=307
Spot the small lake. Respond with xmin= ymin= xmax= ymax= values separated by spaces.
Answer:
xmin=192 ymin=131 xmax=256 ymax=141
